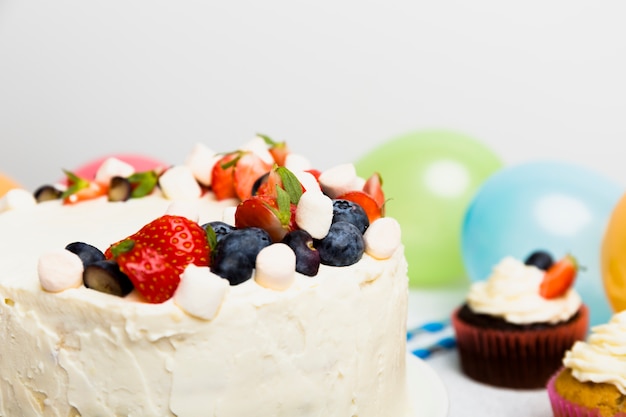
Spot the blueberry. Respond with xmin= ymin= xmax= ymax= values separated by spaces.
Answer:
xmin=65 ymin=242 xmax=106 ymax=267
xmin=83 ymin=259 xmax=134 ymax=297
xmin=316 ymin=221 xmax=365 ymax=267
xmin=211 ymin=227 xmax=272 ymax=285
xmin=281 ymin=230 xmax=321 ymax=276
xmin=33 ymin=185 xmax=62 ymax=203
xmin=332 ymin=199 xmax=369 ymax=234
xmin=108 ymin=176 xmax=132 ymax=202
xmin=524 ymin=250 xmax=554 ymax=270
xmin=202 ymin=221 xmax=236 ymax=244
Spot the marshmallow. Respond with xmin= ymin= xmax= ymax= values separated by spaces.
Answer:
xmin=318 ymin=163 xmax=361 ymax=198
xmin=95 ymin=157 xmax=135 ymax=185
xmin=38 ymin=249 xmax=84 ymax=292
xmin=159 ymin=165 xmax=202 ymax=200
xmin=241 ymin=136 xmax=275 ymax=165
xmin=284 ymin=153 xmax=312 ymax=172
xmin=174 ymin=264 xmax=230 ymax=320
xmin=255 ymin=243 xmax=296 ymax=291
xmin=0 ymin=189 xmax=37 ymax=213
xmin=295 ymin=191 xmax=333 ymax=239
xmin=294 ymin=171 xmax=321 ymax=194
xmin=363 ymin=217 xmax=402 ymax=259
xmin=184 ymin=143 xmax=220 ymax=187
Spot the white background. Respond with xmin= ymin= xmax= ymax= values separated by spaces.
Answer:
xmin=1 ymin=1 xmax=625 ymax=191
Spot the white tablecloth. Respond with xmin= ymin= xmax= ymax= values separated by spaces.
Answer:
xmin=408 ymin=286 xmax=554 ymax=417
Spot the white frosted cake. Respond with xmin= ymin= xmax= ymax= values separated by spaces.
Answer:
xmin=0 ymin=137 xmax=410 ymax=417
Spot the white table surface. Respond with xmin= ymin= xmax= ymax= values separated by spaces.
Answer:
xmin=408 ymin=285 xmax=554 ymax=417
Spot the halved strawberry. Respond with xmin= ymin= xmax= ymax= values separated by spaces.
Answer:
xmin=233 ymin=152 xmax=272 ymax=201
xmin=362 ymin=172 xmax=385 ymax=209
xmin=258 ymin=133 xmax=290 ymax=166
xmin=539 ymin=254 xmax=578 ymax=299
xmin=235 ymin=194 xmax=295 ymax=242
xmin=111 ymin=240 xmax=180 ymax=303
xmin=336 ymin=190 xmax=383 ymax=223
xmin=211 ymin=152 xmax=239 ymax=200
xmin=62 ymin=170 xmax=108 ymax=204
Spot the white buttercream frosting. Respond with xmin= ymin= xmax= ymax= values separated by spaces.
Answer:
xmin=467 ymin=256 xmax=582 ymax=324
xmin=563 ymin=310 xmax=626 ymax=394
xmin=0 ymin=193 xmax=409 ymax=416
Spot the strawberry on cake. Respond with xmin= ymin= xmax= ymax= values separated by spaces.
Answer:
xmin=0 ymin=135 xmax=410 ymax=417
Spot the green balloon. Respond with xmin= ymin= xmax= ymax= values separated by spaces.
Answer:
xmin=355 ymin=130 xmax=503 ymax=287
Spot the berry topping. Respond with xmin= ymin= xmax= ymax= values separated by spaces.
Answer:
xmin=83 ymin=260 xmax=134 ymax=297
xmin=281 ymin=230 xmax=320 ymax=276
xmin=335 ymin=190 xmax=383 ymax=224
xmin=211 ymin=227 xmax=272 ymax=285
xmin=316 ymin=221 xmax=365 ymax=267
xmin=524 ymin=250 xmax=554 ymax=271
xmin=33 ymin=185 xmax=62 ymax=203
xmin=332 ymin=199 xmax=369 ymax=234
xmin=235 ymin=194 xmax=296 ymax=242
xmin=202 ymin=221 xmax=236 ymax=247
xmin=112 ymin=241 xmax=181 ymax=303
xmin=65 ymin=241 xmax=106 ymax=267
xmin=258 ymin=133 xmax=290 ymax=166
xmin=539 ymin=254 xmax=578 ymax=299
xmin=62 ymin=171 xmax=108 ymax=204
xmin=362 ymin=172 xmax=386 ymax=209
xmin=108 ymin=176 xmax=133 ymax=202
xmin=233 ymin=152 xmax=272 ymax=201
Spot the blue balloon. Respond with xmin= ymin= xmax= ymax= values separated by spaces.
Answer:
xmin=461 ymin=160 xmax=623 ymax=327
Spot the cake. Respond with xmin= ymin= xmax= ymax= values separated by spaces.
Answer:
xmin=548 ymin=310 xmax=626 ymax=417
xmin=0 ymin=137 xmax=410 ymax=416
xmin=452 ymin=252 xmax=589 ymax=389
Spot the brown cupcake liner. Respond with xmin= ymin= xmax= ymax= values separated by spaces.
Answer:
xmin=451 ymin=304 xmax=589 ymax=389
xmin=547 ymin=368 xmax=626 ymax=417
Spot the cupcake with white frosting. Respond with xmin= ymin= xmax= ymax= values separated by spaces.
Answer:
xmin=547 ymin=311 xmax=626 ymax=416
xmin=452 ymin=252 xmax=589 ymax=389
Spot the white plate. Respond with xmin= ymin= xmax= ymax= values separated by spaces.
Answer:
xmin=407 ymin=353 xmax=449 ymax=417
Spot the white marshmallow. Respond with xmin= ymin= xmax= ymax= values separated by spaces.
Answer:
xmin=295 ymin=191 xmax=333 ymax=239
xmin=318 ymin=163 xmax=361 ymax=198
xmin=94 ymin=157 xmax=135 ymax=185
xmin=222 ymin=206 xmax=237 ymax=226
xmin=294 ymin=171 xmax=321 ymax=194
xmin=0 ymin=189 xmax=37 ymax=213
xmin=158 ymin=165 xmax=202 ymax=200
xmin=255 ymin=243 xmax=296 ymax=291
xmin=166 ymin=201 xmax=200 ymax=223
xmin=363 ymin=217 xmax=402 ymax=259
xmin=184 ymin=143 xmax=220 ymax=187
xmin=241 ymin=136 xmax=275 ymax=165
xmin=284 ymin=153 xmax=312 ymax=172
xmin=38 ymin=249 xmax=84 ymax=292
xmin=174 ymin=264 xmax=230 ymax=320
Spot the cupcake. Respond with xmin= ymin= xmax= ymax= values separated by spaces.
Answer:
xmin=548 ymin=311 xmax=626 ymax=416
xmin=452 ymin=251 xmax=589 ymax=389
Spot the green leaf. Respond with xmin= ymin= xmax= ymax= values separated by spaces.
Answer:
xmin=257 ymin=133 xmax=277 ymax=147
xmin=276 ymin=166 xmax=303 ymax=204
xmin=60 ymin=170 xmax=90 ymax=199
xmin=205 ymin=224 xmax=218 ymax=252
xmin=275 ymin=186 xmax=292 ymax=225
xmin=128 ymin=171 xmax=158 ymax=198
xmin=110 ymin=239 xmax=135 ymax=258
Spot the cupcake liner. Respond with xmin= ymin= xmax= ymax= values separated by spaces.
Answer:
xmin=451 ymin=305 xmax=589 ymax=389
xmin=547 ymin=369 xmax=626 ymax=417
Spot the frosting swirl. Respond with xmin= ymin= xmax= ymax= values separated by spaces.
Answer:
xmin=563 ymin=311 xmax=626 ymax=394
xmin=467 ymin=256 xmax=582 ymax=325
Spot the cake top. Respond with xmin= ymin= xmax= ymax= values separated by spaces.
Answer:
xmin=563 ymin=309 xmax=626 ymax=394
xmin=0 ymin=135 xmax=402 ymax=320
xmin=467 ymin=251 xmax=582 ymax=325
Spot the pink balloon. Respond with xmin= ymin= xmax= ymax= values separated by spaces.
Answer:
xmin=62 ymin=154 xmax=168 ymax=183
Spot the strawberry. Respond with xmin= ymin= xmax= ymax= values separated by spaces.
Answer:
xmin=233 ymin=152 xmax=272 ymax=201
xmin=362 ymin=172 xmax=385 ymax=209
xmin=111 ymin=240 xmax=181 ymax=303
xmin=62 ymin=170 xmax=108 ymax=204
xmin=235 ymin=194 xmax=295 ymax=242
xmin=539 ymin=254 xmax=578 ymax=299
xmin=336 ymin=190 xmax=383 ymax=223
xmin=258 ymin=133 xmax=290 ymax=166
xmin=211 ymin=152 xmax=239 ymax=200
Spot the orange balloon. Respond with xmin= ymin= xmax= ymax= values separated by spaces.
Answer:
xmin=601 ymin=193 xmax=626 ymax=313
xmin=0 ymin=173 xmax=21 ymax=198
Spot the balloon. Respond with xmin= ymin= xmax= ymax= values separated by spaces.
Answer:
xmin=601 ymin=193 xmax=626 ymax=314
xmin=355 ymin=130 xmax=503 ymax=287
xmin=0 ymin=173 xmax=21 ymax=197
xmin=462 ymin=160 xmax=623 ymax=327
xmin=62 ymin=154 xmax=168 ymax=183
